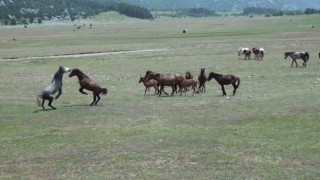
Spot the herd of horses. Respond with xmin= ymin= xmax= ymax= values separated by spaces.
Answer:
xmin=37 ymin=50 xmax=319 ymax=110
xmin=238 ymin=47 xmax=265 ymax=60
xmin=238 ymin=47 xmax=312 ymax=67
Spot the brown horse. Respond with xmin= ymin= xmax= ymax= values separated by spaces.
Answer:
xmin=138 ymin=77 xmax=159 ymax=95
xmin=69 ymin=69 xmax=108 ymax=106
xmin=198 ymin=68 xmax=207 ymax=93
xmin=179 ymin=78 xmax=199 ymax=96
xmin=146 ymin=71 xmax=179 ymax=96
xmin=208 ymin=72 xmax=240 ymax=96
xmin=185 ymin=71 xmax=193 ymax=79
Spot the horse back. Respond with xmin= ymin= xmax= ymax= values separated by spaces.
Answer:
xmin=80 ymin=78 xmax=99 ymax=91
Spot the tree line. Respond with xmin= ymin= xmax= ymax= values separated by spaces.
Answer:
xmin=154 ymin=8 xmax=218 ymax=18
xmin=243 ymin=7 xmax=320 ymax=17
xmin=0 ymin=0 xmax=153 ymax=25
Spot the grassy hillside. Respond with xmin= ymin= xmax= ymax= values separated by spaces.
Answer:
xmin=101 ymin=0 xmax=320 ymax=11
xmin=0 ymin=15 xmax=320 ymax=179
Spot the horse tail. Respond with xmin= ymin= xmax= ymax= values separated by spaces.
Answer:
xmin=100 ymin=88 xmax=108 ymax=95
xmin=305 ymin=52 xmax=309 ymax=61
xmin=236 ymin=77 xmax=240 ymax=88
xmin=37 ymin=95 xmax=42 ymax=106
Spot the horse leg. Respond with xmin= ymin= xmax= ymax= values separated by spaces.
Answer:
xmin=79 ymin=87 xmax=88 ymax=95
xmin=171 ymin=85 xmax=175 ymax=96
xmin=221 ymin=85 xmax=226 ymax=96
xmin=198 ymin=84 xmax=202 ymax=93
xmin=159 ymin=86 xmax=163 ymax=96
xmin=55 ymin=88 xmax=62 ymax=100
xmin=232 ymin=83 xmax=237 ymax=95
xmin=94 ymin=94 xmax=101 ymax=105
xmin=144 ymin=87 xmax=147 ymax=96
xmin=48 ymin=96 xmax=56 ymax=110
xmin=291 ymin=59 xmax=294 ymax=67
xmin=153 ymin=86 xmax=158 ymax=95
xmin=41 ymin=99 xmax=46 ymax=110
xmin=203 ymin=84 xmax=206 ymax=93
xmin=90 ymin=94 xmax=96 ymax=106
xmin=295 ymin=60 xmax=298 ymax=67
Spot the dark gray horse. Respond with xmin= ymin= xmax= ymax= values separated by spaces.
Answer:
xmin=37 ymin=66 xmax=71 ymax=110
xmin=284 ymin=52 xmax=309 ymax=67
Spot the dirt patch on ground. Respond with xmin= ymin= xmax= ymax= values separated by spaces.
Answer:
xmin=0 ymin=48 xmax=168 ymax=62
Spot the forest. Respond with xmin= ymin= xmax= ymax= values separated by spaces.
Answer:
xmin=0 ymin=0 xmax=153 ymax=25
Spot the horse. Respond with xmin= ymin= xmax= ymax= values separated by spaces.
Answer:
xmin=198 ymin=68 xmax=207 ymax=93
xmin=184 ymin=71 xmax=193 ymax=90
xmin=69 ymin=69 xmax=108 ymax=106
xmin=146 ymin=71 xmax=179 ymax=96
xmin=138 ymin=77 xmax=159 ymax=96
xmin=238 ymin=47 xmax=250 ymax=59
xmin=37 ymin=66 xmax=71 ymax=110
xmin=185 ymin=71 xmax=193 ymax=79
xmin=179 ymin=78 xmax=199 ymax=96
xmin=244 ymin=49 xmax=252 ymax=60
xmin=207 ymin=72 xmax=240 ymax=96
xmin=284 ymin=52 xmax=309 ymax=67
xmin=252 ymin=47 xmax=264 ymax=60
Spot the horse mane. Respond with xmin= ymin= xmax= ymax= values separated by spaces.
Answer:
xmin=51 ymin=69 xmax=63 ymax=82
xmin=72 ymin=69 xmax=89 ymax=79
xmin=145 ymin=70 xmax=154 ymax=78
xmin=284 ymin=52 xmax=294 ymax=55
xmin=211 ymin=72 xmax=222 ymax=76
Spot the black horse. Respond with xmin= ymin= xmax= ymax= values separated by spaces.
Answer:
xmin=284 ymin=52 xmax=309 ymax=67
xmin=208 ymin=72 xmax=240 ymax=96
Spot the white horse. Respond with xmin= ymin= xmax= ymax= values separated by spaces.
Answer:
xmin=238 ymin=47 xmax=250 ymax=59
xmin=37 ymin=66 xmax=71 ymax=110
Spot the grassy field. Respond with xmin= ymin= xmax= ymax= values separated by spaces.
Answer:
xmin=1 ymin=14 xmax=320 ymax=179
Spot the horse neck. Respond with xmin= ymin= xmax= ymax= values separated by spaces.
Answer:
xmin=52 ymin=71 xmax=63 ymax=83
xmin=212 ymin=73 xmax=221 ymax=80
xmin=75 ymin=71 xmax=89 ymax=81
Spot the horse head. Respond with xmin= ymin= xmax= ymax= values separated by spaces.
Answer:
xmin=284 ymin=52 xmax=291 ymax=59
xmin=69 ymin=68 xmax=81 ymax=77
xmin=200 ymin=68 xmax=206 ymax=75
xmin=145 ymin=70 xmax=154 ymax=79
xmin=207 ymin=72 xmax=216 ymax=81
xmin=146 ymin=72 xmax=159 ymax=81
xmin=138 ymin=77 xmax=145 ymax=83
xmin=59 ymin=66 xmax=71 ymax=74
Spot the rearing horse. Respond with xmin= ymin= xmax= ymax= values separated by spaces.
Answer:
xmin=208 ymin=72 xmax=240 ymax=96
xmin=37 ymin=66 xmax=71 ymax=110
xmin=198 ymin=68 xmax=207 ymax=93
xmin=69 ymin=69 xmax=108 ymax=106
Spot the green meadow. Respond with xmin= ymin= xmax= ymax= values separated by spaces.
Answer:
xmin=0 ymin=14 xmax=320 ymax=179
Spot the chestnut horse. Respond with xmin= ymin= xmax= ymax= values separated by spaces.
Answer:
xmin=69 ymin=69 xmax=108 ymax=106
xmin=198 ymin=68 xmax=207 ymax=93
xmin=145 ymin=70 xmax=184 ymax=96
xmin=208 ymin=72 xmax=240 ymax=96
